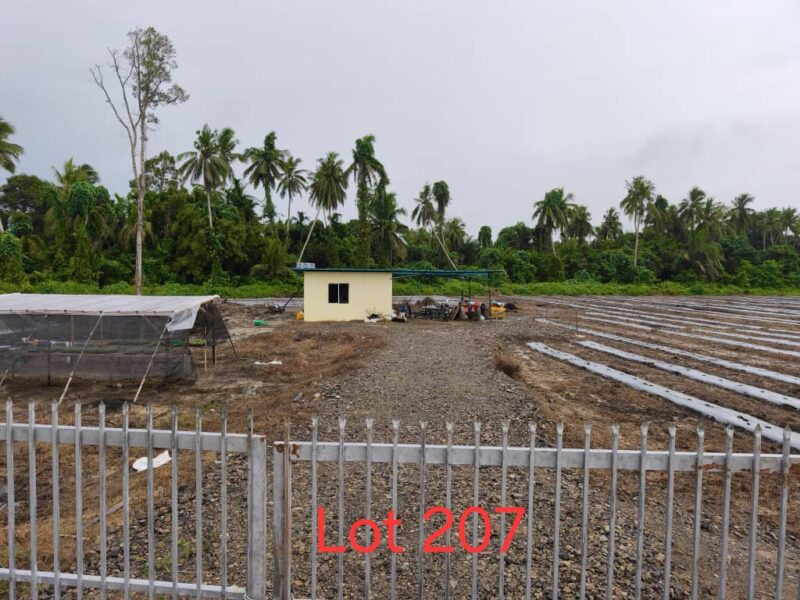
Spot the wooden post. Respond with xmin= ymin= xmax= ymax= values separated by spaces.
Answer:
xmin=212 ymin=322 xmax=217 ymax=366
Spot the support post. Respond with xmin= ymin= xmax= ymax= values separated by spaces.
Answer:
xmin=47 ymin=317 xmax=52 ymax=387
xmin=132 ymin=321 xmax=169 ymax=404
xmin=247 ymin=417 xmax=268 ymax=600
xmin=58 ymin=314 xmax=104 ymax=405
xmin=272 ymin=424 xmax=292 ymax=600
xmin=212 ymin=326 xmax=217 ymax=366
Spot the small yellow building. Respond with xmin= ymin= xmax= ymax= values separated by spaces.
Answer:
xmin=298 ymin=268 xmax=393 ymax=322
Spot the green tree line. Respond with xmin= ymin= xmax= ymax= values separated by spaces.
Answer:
xmin=1 ymin=26 xmax=800 ymax=293
xmin=2 ymin=116 xmax=800 ymax=291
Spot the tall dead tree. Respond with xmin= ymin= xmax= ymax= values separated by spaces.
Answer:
xmin=91 ymin=27 xmax=188 ymax=294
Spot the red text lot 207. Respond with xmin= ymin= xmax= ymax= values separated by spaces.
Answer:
xmin=317 ymin=506 xmax=525 ymax=554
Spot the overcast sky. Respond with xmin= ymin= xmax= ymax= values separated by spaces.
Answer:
xmin=2 ymin=0 xmax=800 ymax=235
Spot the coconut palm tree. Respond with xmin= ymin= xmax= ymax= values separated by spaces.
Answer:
xmin=779 ymin=207 xmax=798 ymax=244
xmin=45 ymin=179 xmax=113 ymax=253
xmin=276 ymin=154 xmax=308 ymax=244
xmin=0 ymin=117 xmax=23 ymax=175
xmin=0 ymin=117 xmax=24 ymax=232
xmin=412 ymin=182 xmax=455 ymax=267
xmin=369 ymin=185 xmax=407 ymax=266
xmin=728 ymin=193 xmax=754 ymax=236
xmin=243 ymin=132 xmax=285 ymax=225
xmin=411 ymin=183 xmax=436 ymax=231
xmin=444 ymin=217 xmax=467 ymax=253
xmin=297 ymin=152 xmax=348 ymax=265
xmin=565 ymin=204 xmax=593 ymax=244
xmin=121 ymin=201 xmax=155 ymax=250
xmin=52 ymin=159 xmax=100 ymax=189
xmin=765 ymin=208 xmax=782 ymax=246
xmin=534 ymin=187 xmax=573 ymax=256
xmin=432 ymin=180 xmax=451 ymax=246
xmin=645 ymin=195 xmax=670 ymax=235
xmin=428 ymin=181 xmax=459 ymax=268
xmin=478 ymin=226 xmax=492 ymax=248
xmin=683 ymin=228 xmax=724 ymax=281
xmin=178 ymin=125 xmax=230 ymax=230
xmin=696 ymin=198 xmax=728 ymax=241
xmin=45 ymin=159 xmax=101 ymax=237
xmin=216 ymin=128 xmax=240 ymax=173
xmin=227 ymin=177 xmax=257 ymax=223
xmin=678 ymin=187 xmax=707 ymax=233
xmin=620 ymin=176 xmax=654 ymax=267
xmin=596 ymin=207 xmax=623 ymax=242
xmin=345 ymin=135 xmax=386 ymax=266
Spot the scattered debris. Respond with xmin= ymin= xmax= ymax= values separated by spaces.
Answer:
xmin=391 ymin=309 xmax=407 ymax=322
xmin=132 ymin=450 xmax=171 ymax=472
xmin=255 ymin=360 xmax=283 ymax=366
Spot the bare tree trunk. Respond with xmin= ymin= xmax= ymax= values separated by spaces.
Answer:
xmin=633 ymin=216 xmax=640 ymax=268
xmin=0 ymin=217 xmax=5 ymax=233
xmin=135 ymin=120 xmax=147 ymax=295
xmin=296 ymin=207 xmax=321 ymax=265
xmin=128 ymin=138 xmax=143 ymax=294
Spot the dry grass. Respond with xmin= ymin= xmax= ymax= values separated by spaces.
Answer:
xmin=494 ymin=350 xmax=522 ymax=379
xmin=0 ymin=315 xmax=388 ymax=582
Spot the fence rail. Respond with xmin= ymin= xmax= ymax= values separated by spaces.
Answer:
xmin=3 ymin=408 xmax=800 ymax=599
xmin=274 ymin=419 xmax=800 ymax=600
xmin=0 ymin=401 xmax=267 ymax=599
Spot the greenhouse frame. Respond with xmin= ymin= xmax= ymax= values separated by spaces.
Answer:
xmin=0 ymin=294 xmax=230 ymax=384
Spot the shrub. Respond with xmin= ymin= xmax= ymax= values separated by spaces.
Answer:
xmin=635 ymin=267 xmax=656 ymax=284
xmin=0 ymin=232 xmax=26 ymax=284
xmin=751 ymin=260 xmax=785 ymax=288
xmin=593 ymin=250 xmax=636 ymax=283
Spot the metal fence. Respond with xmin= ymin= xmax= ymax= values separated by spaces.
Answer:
xmin=0 ymin=401 xmax=267 ymax=599
xmin=274 ymin=418 xmax=800 ymax=600
xmin=3 ymin=408 xmax=800 ymax=599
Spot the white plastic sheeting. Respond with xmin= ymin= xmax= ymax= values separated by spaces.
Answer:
xmin=569 ymin=311 xmax=800 ymax=359
xmin=586 ymin=299 xmax=793 ymax=334
xmin=536 ymin=318 xmax=800 ymax=385
xmin=0 ymin=293 xmax=219 ymax=332
xmin=578 ymin=340 xmax=800 ymax=410
xmin=526 ymin=341 xmax=800 ymax=449
xmin=583 ymin=308 xmax=800 ymax=346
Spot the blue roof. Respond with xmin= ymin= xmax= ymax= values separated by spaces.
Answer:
xmin=293 ymin=267 xmax=501 ymax=278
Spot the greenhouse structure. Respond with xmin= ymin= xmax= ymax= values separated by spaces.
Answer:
xmin=0 ymin=294 xmax=230 ymax=384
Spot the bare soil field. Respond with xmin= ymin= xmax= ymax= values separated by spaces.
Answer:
xmin=2 ymin=296 xmax=800 ymax=598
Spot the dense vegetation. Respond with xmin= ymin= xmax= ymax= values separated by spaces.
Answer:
xmin=2 ymin=28 xmax=800 ymax=297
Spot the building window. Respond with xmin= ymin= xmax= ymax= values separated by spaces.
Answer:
xmin=328 ymin=283 xmax=349 ymax=304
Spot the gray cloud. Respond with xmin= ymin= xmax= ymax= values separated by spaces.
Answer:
xmin=2 ymin=0 xmax=799 ymax=234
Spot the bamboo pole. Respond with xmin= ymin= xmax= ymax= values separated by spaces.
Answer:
xmin=58 ymin=314 xmax=104 ymax=405
xmin=132 ymin=321 xmax=170 ymax=404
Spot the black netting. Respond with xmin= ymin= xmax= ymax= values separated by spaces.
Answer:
xmin=0 ymin=305 xmax=228 ymax=384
